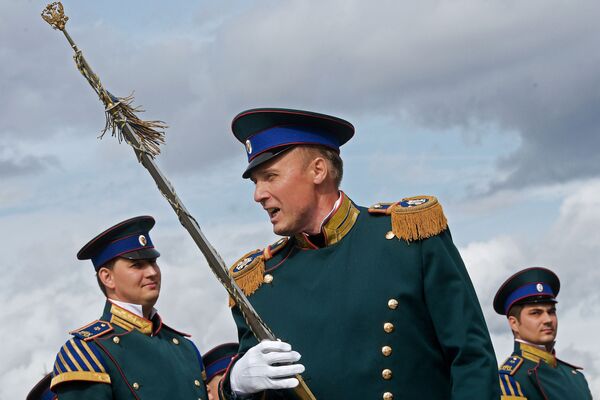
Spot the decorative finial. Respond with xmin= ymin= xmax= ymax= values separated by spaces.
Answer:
xmin=41 ymin=2 xmax=69 ymax=31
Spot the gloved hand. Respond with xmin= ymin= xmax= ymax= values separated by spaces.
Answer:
xmin=230 ymin=340 xmax=305 ymax=395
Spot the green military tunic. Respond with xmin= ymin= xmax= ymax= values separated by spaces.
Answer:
xmin=51 ymin=301 xmax=208 ymax=399
xmin=499 ymin=341 xmax=592 ymax=400
xmin=223 ymin=193 xmax=499 ymax=399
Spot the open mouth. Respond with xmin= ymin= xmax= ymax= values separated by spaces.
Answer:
xmin=267 ymin=207 xmax=280 ymax=219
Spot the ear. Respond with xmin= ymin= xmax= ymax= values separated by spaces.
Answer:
xmin=311 ymin=157 xmax=328 ymax=185
xmin=507 ymin=316 xmax=520 ymax=336
xmin=98 ymin=267 xmax=116 ymax=290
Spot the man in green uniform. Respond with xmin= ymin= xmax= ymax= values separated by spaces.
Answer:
xmin=494 ymin=267 xmax=593 ymax=399
xmin=218 ymin=108 xmax=500 ymax=399
xmin=50 ymin=216 xmax=209 ymax=399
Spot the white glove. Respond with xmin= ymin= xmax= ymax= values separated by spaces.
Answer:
xmin=230 ymin=340 xmax=305 ymax=395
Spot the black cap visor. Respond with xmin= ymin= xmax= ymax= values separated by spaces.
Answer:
xmin=242 ymin=146 xmax=293 ymax=179
xmin=513 ymin=296 xmax=558 ymax=308
xmin=120 ymin=248 xmax=161 ymax=261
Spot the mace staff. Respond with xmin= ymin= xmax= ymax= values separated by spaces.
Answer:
xmin=41 ymin=3 xmax=315 ymax=399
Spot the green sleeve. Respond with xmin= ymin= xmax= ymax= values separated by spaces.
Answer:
xmin=54 ymin=381 xmax=112 ymax=399
xmin=219 ymin=307 xmax=261 ymax=400
xmin=231 ymin=305 xmax=259 ymax=354
xmin=421 ymin=230 xmax=500 ymax=400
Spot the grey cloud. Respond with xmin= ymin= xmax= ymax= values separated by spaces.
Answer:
xmin=205 ymin=0 xmax=600 ymax=189
xmin=0 ymin=146 xmax=59 ymax=177
xmin=4 ymin=1 xmax=599 ymax=187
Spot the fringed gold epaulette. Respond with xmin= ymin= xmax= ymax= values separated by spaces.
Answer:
xmin=368 ymin=195 xmax=448 ymax=242
xmin=228 ymin=238 xmax=289 ymax=307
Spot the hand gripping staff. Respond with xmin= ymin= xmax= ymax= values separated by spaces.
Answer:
xmin=41 ymin=3 xmax=315 ymax=399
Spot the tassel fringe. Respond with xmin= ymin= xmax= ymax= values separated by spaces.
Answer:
xmin=73 ymin=51 xmax=166 ymax=157
xmin=100 ymin=93 xmax=167 ymax=157
xmin=389 ymin=196 xmax=448 ymax=242
xmin=228 ymin=252 xmax=266 ymax=307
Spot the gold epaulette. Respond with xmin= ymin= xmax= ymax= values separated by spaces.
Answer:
xmin=498 ymin=355 xmax=526 ymax=399
xmin=51 ymin=337 xmax=111 ymax=389
xmin=69 ymin=320 xmax=113 ymax=341
xmin=228 ymin=238 xmax=289 ymax=307
xmin=368 ymin=195 xmax=448 ymax=242
xmin=499 ymin=355 xmax=524 ymax=376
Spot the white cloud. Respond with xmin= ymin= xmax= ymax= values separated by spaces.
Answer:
xmin=2 ymin=1 xmax=600 ymax=398
xmin=461 ymin=179 xmax=600 ymax=395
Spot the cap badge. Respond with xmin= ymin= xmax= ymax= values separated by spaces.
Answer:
xmin=536 ymin=283 xmax=544 ymax=292
xmin=234 ymin=257 xmax=252 ymax=273
xmin=400 ymin=198 xmax=429 ymax=208
xmin=245 ymin=140 xmax=252 ymax=155
xmin=138 ymin=235 xmax=147 ymax=246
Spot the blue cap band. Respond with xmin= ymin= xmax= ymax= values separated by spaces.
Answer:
xmin=92 ymin=233 xmax=154 ymax=268
xmin=504 ymin=282 xmax=555 ymax=314
xmin=205 ymin=355 xmax=234 ymax=381
xmin=246 ymin=126 xmax=340 ymax=161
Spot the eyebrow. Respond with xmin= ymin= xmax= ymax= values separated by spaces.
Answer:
xmin=527 ymin=306 xmax=556 ymax=312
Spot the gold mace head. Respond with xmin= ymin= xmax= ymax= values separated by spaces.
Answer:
xmin=41 ymin=2 xmax=69 ymax=31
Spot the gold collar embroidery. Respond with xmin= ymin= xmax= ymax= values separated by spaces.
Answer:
xmin=519 ymin=342 xmax=557 ymax=368
xmin=109 ymin=304 xmax=153 ymax=335
xmin=294 ymin=192 xmax=360 ymax=249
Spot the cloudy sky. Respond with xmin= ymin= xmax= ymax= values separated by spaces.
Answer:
xmin=1 ymin=0 xmax=599 ymax=398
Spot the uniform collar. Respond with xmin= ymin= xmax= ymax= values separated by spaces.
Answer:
xmin=515 ymin=340 xmax=557 ymax=368
xmin=293 ymin=191 xmax=360 ymax=249
xmin=103 ymin=300 xmax=161 ymax=336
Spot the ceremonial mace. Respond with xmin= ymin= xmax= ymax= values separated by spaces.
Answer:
xmin=41 ymin=3 xmax=315 ymax=399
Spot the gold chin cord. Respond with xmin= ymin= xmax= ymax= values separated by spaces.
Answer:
xmin=41 ymin=3 xmax=316 ymax=399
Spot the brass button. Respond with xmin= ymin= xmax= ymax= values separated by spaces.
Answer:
xmin=385 ymin=231 xmax=395 ymax=240
xmin=172 ymin=338 xmax=180 ymax=345
xmin=383 ymin=392 xmax=393 ymax=400
xmin=264 ymin=274 xmax=274 ymax=284
xmin=382 ymin=369 xmax=392 ymax=380
xmin=194 ymin=379 xmax=201 ymax=387
xmin=132 ymin=382 xmax=140 ymax=390
xmin=383 ymin=322 xmax=395 ymax=333
xmin=381 ymin=346 xmax=392 ymax=356
xmin=572 ymin=370 xmax=578 ymax=375
xmin=113 ymin=336 xmax=120 ymax=344
xmin=388 ymin=299 xmax=398 ymax=310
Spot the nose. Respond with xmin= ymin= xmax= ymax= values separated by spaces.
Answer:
xmin=253 ymin=181 xmax=269 ymax=204
xmin=144 ymin=262 xmax=160 ymax=277
xmin=541 ymin=311 xmax=553 ymax=324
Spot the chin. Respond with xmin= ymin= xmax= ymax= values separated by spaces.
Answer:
xmin=272 ymin=224 xmax=291 ymax=236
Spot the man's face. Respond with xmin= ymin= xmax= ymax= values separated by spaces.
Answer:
xmin=250 ymin=148 xmax=319 ymax=236
xmin=103 ymin=257 xmax=161 ymax=308
xmin=509 ymin=303 xmax=558 ymax=346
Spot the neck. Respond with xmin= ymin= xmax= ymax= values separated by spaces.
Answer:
xmin=108 ymin=297 xmax=155 ymax=319
xmin=141 ymin=305 xmax=153 ymax=319
xmin=304 ymin=189 xmax=340 ymax=235
xmin=515 ymin=338 xmax=554 ymax=353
